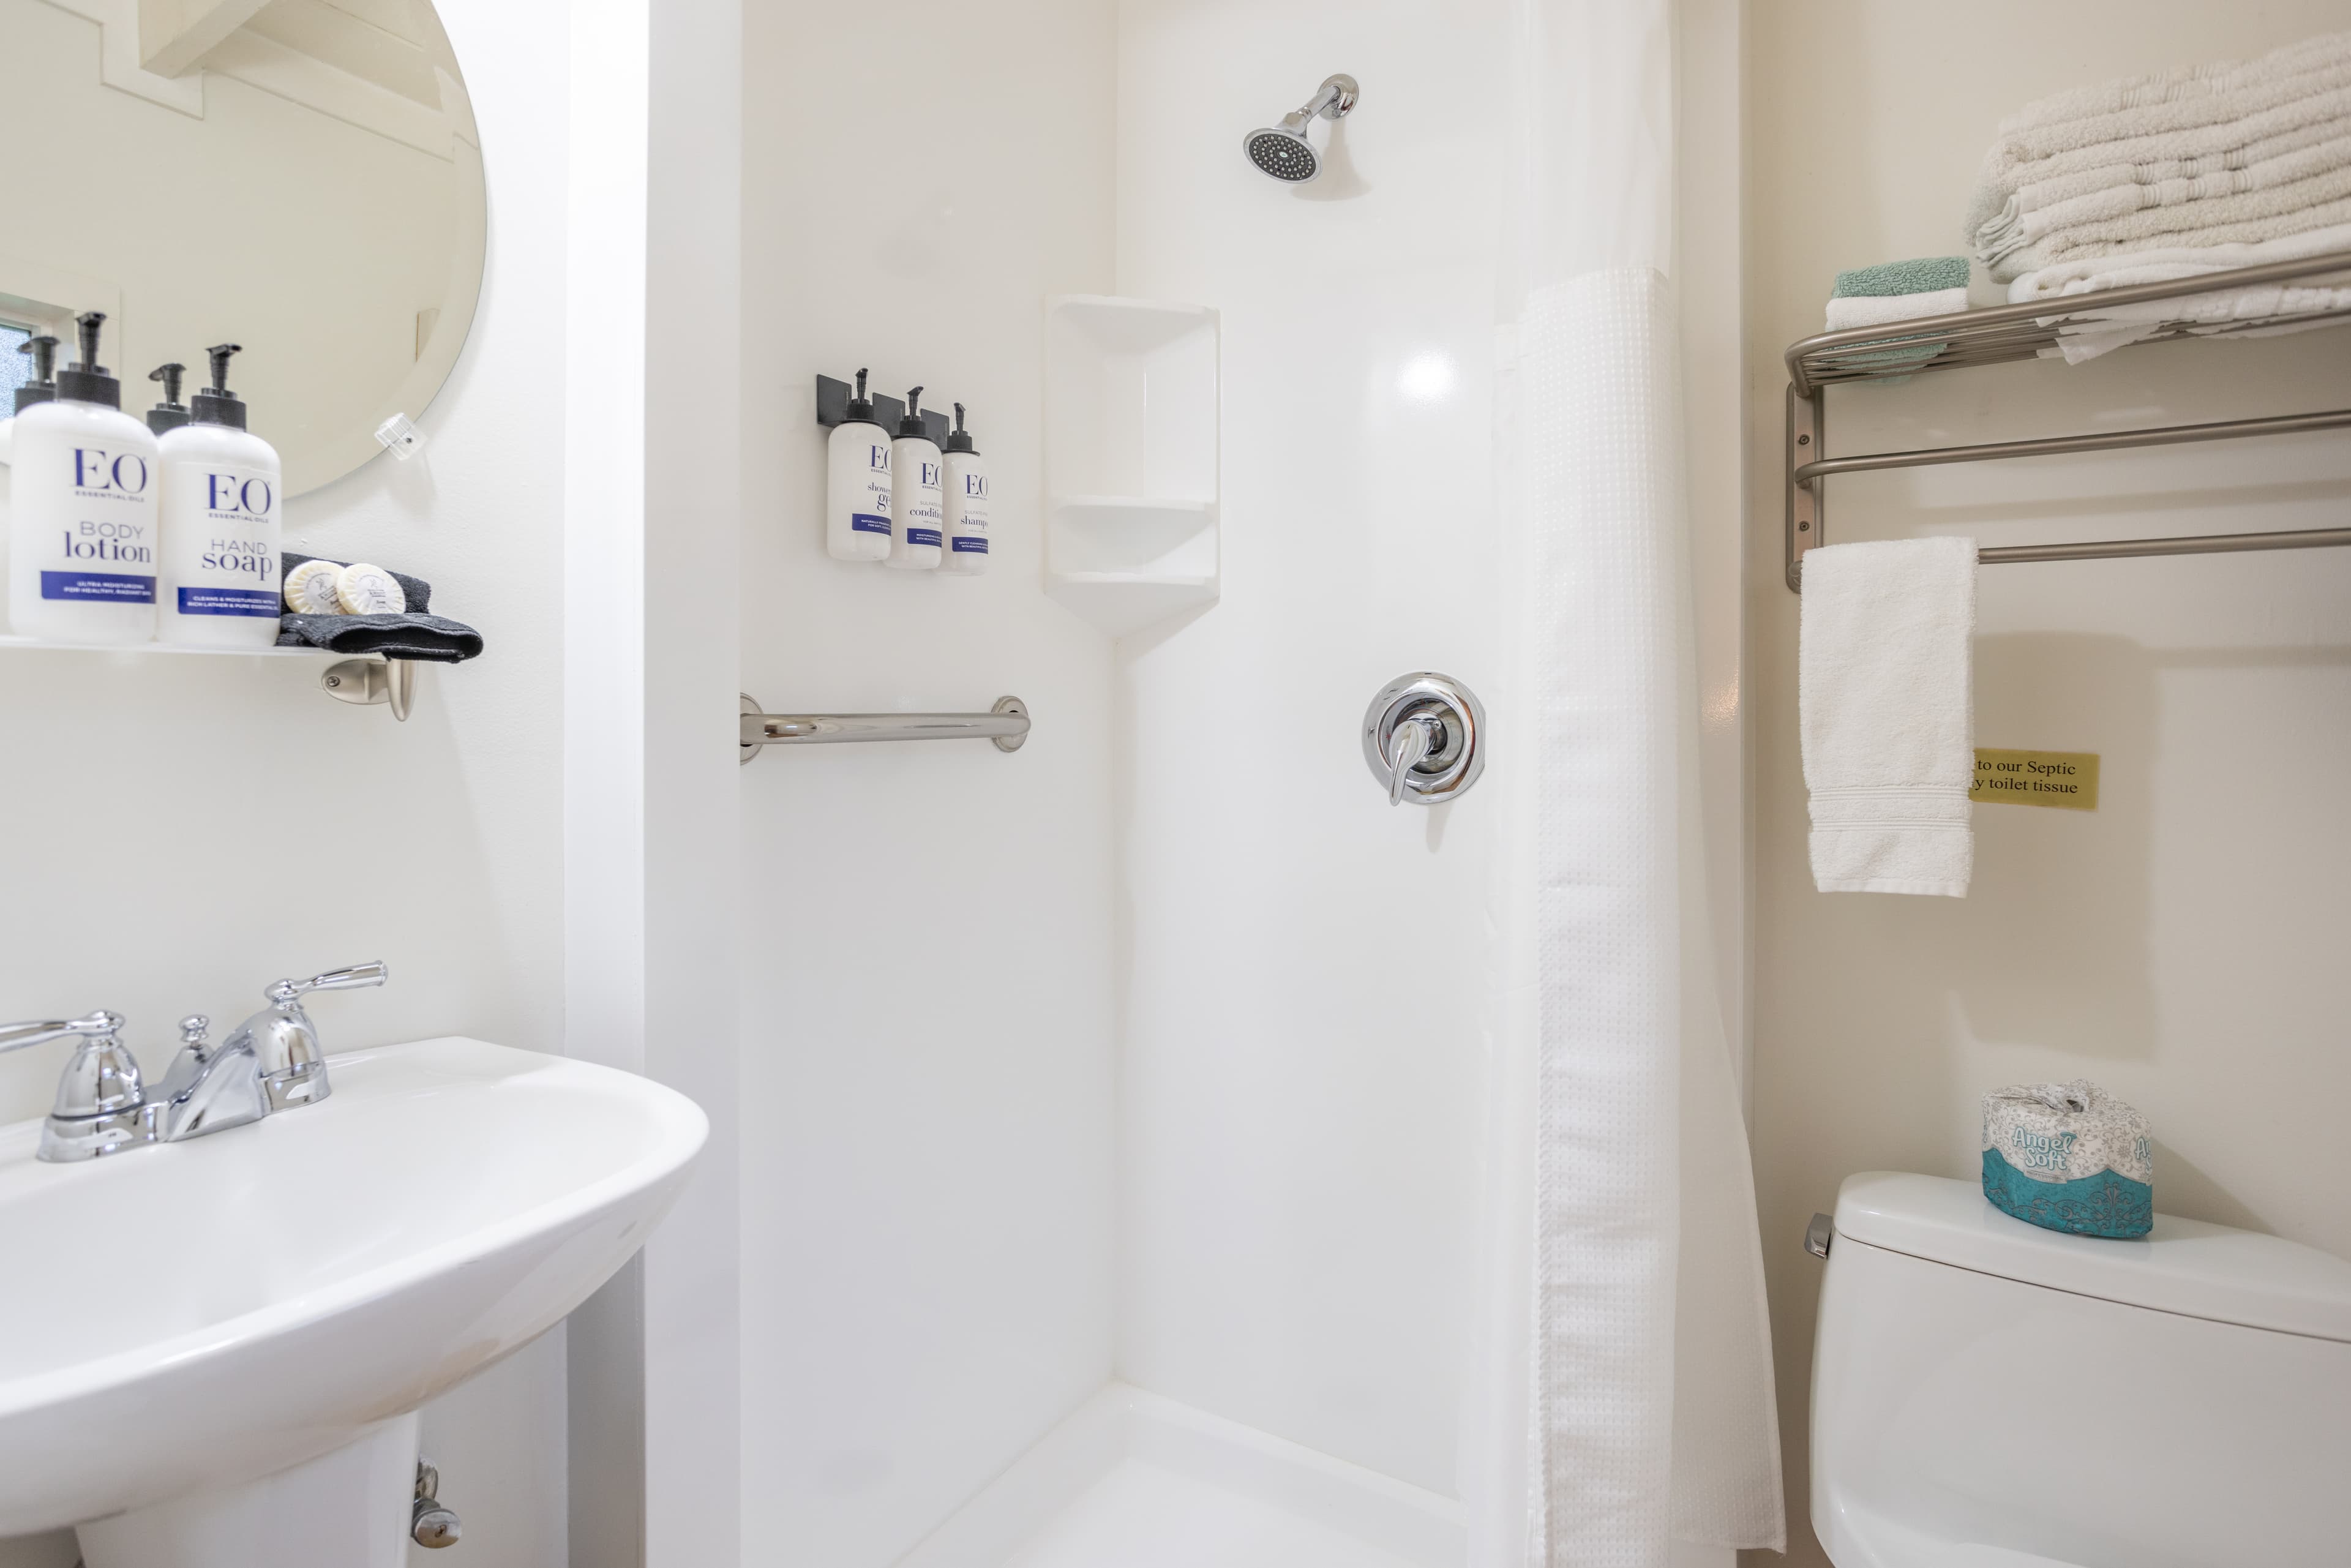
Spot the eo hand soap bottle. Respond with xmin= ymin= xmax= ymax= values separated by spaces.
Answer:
xmin=157 ymin=344 xmax=282 ymax=647
xmin=9 ymin=313 xmax=160 ymax=643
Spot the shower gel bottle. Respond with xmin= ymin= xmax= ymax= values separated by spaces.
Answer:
xmin=826 ymin=367 xmax=891 ymax=561
xmin=940 ymin=402 xmax=988 ymax=576
xmin=886 ymin=386 xmax=942 ymax=571
xmin=9 ymin=313 xmax=160 ymax=643
xmin=158 ymin=344 xmax=282 ymax=648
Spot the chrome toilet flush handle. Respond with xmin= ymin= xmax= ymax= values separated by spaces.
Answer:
xmin=1362 ymin=672 xmax=1486 ymax=806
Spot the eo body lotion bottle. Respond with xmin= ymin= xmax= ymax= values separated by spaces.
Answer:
xmin=9 ymin=313 xmax=159 ymax=643
xmin=886 ymin=385 xmax=942 ymax=571
xmin=826 ymin=367 xmax=891 ymax=561
xmin=157 ymin=345 xmax=282 ymax=647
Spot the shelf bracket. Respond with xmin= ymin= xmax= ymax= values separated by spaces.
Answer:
xmin=321 ymin=657 xmax=416 ymax=722
xmin=1786 ymin=385 xmax=1823 ymax=591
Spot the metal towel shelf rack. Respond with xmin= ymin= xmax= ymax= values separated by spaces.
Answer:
xmin=738 ymin=694 xmax=1029 ymax=763
xmin=1784 ymin=249 xmax=2351 ymax=590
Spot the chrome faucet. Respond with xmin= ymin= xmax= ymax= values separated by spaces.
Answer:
xmin=0 ymin=961 xmax=388 ymax=1163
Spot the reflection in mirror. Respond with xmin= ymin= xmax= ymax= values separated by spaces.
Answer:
xmin=0 ymin=0 xmax=486 ymax=495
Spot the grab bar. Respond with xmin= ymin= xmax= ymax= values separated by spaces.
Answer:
xmin=738 ymin=693 xmax=1029 ymax=763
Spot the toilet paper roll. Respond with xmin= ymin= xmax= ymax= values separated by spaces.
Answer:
xmin=1981 ymin=1079 xmax=2153 ymax=1239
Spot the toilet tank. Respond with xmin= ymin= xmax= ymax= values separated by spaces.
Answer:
xmin=1810 ymin=1172 xmax=2351 ymax=1568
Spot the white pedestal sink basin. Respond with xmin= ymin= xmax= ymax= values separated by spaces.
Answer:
xmin=0 ymin=1036 xmax=706 ymax=1568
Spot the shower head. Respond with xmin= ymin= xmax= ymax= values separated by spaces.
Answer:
xmin=1242 ymin=73 xmax=1358 ymax=183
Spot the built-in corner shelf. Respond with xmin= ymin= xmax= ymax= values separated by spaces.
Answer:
xmin=0 ymin=636 xmax=422 ymax=720
xmin=1044 ymin=297 xmax=1218 ymax=637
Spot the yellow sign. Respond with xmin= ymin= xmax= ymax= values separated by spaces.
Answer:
xmin=1973 ymin=748 xmax=2098 ymax=811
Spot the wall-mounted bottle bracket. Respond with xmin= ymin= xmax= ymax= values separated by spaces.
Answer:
xmin=815 ymin=373 xmax=953 ymax=445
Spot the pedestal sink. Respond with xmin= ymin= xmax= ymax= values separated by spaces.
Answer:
xmin=0 ymin=1037 xmax=707 ymax=1568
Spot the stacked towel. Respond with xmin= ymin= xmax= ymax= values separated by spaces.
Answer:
xmin=1966 ymin=31 xmax=2351 ymax=359
xmin=1823 ymin=257 xmax=1970 ymax=376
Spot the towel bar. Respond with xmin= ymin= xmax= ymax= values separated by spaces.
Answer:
xmin=738 ymin=693 xmax=1029 ymax=763
xmin=1782 ymin=249 xmax=2351 ymax=590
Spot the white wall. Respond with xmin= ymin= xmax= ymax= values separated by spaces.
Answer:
xmin=1742 ymin=6 xmax=2351 ymax=1564
xmin=734 ymin=3 xmax=1120 ymax=1564
xmin=0 ymin=1 xmax=573 ymax=1564
xmin=1111 ymin=0 xmax=1511 ymax=1499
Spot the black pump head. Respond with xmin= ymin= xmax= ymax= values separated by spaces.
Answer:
xmin=943 ymin=401 xmax=976 ymax=454
xmin=55 ymin=312 xmax=121 ymax=408
xmin=146 ymin=362 xmax=190 ymax=435
xmin=191 ymin=342 xmax=246 ymax=430
xmin=13 ymin=334 xmax=58 ymax=413
xmin=844 ymin=366 xmax=877 ymax=422
xmin=898 ymin=384 xmax=928 ymax=438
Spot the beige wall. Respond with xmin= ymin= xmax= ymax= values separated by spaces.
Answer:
xmin=1741 ymin=5 xmax=2351 ymax=1563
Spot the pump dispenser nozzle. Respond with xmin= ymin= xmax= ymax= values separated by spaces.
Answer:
xmin=55 ymin=312 xmax=122 ymax=408
xmin=14 ymin=334 xmax=58 ymax=413
xmin=898 ymin=385 xmax=928 ymax=439
xmin=845 ymin=367 xmax=877 ymax=422
xmin=943 ymin=402 xmax=976 ymax=454
xmin=191 ymin=343 xmax=247 ymax=430
xmin=146 ymin=362 xmax=190 ymax=435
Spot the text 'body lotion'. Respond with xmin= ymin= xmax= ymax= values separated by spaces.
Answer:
xmin=826 ymin=367 xmax=891 ymax=561
xmin=8 ymin=313 xmax=159 ymax=643
xmin=886 ymin=386 xmax=942 ymax=571
xmin=157 ymin=345 xmax=282 ymax=648
xmin=940 ymin=403 xmax=988 ymax=575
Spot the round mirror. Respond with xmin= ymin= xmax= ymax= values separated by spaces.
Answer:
xmin=0 ymin=0 xmax=484 ymax=497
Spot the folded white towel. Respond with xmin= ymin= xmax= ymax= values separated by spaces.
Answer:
xmin=1823 ymin=287 xmax=1970 ymax=331
xmin=1979 ymin=111 xmax=2351 ymax=243
xmin=1968 ymin=77 xmax=2351 ymax=233
xmin=1800 ymin=537 xmax=1977 ymax=898
xmin=1978 ymin=124 xmax=2351 ymax=257
xmin=1989 ymin=171 xmax=2351 ymax=279
xmin=2006 ymin=216 xmax=2351 ymax=298
xmin=1997 ymin=31 xmax=2351 ymax=135
xmin=2031 ymin=282 xmax=2351 ymax=362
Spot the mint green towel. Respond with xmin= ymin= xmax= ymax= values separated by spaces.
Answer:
xmin=1833 ymin=256 xmax=1969 ymax=298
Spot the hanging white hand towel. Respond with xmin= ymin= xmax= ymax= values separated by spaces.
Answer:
xmin=1800 ymin=536 xmax=1977 ymax=896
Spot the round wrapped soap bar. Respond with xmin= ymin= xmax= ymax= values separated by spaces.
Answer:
xmin=283 ymin=558 xmax=343 ymax=614
xmin=336 ymin=563 xmax=407 ymax=615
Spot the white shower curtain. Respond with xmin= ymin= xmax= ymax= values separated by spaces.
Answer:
xmin=1465 ymin=1 xmax=1784 ymax=1562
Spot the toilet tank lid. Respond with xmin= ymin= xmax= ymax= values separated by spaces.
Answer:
xmin=1834 ymin=1172 xmax=2351 ymax=1343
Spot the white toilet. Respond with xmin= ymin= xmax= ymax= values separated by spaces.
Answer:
xmin=1809 ymin=1171 xmax=2351 ymax=1567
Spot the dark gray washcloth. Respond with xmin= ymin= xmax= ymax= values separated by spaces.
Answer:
xmin=274 ymin=552 xmax=483 ymax=663
xmin=279 ymin=612 xmax=484 ymax=663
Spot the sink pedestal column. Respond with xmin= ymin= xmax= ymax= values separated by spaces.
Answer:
xmin=77 ymin=1413 xmax=420 ymax=1568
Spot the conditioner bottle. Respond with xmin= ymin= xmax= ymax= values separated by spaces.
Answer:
xmin=885 ymin=386 xmax=942 ymax=571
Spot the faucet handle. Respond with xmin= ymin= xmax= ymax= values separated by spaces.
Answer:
xmin=0 ymin=1011 xmax=144 ymax=1120
xmin=1384 ymin=713 xmax=1439 ymax=806
xmin=268 ymin=961 xmax=389 ymax=1003
xmin=0 ymin=1010 xmax=125 ymax=1054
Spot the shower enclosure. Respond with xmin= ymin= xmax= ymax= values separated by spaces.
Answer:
xmin=731 ymin=1 xmax=1763 ymax=1562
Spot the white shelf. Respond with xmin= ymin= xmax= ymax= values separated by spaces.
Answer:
xmin=1043 ymin=574 xmax=1217 ymax=639
xmin=1045 ymin=296 xmax=1220 ymax=637
xmin=0 ymin=634 xmax=332 ymax=658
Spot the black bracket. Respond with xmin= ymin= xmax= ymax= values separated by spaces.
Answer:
xmin=816 ymin=373 xmax=950 ymax=445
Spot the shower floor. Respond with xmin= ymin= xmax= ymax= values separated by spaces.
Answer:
xmin=896 ymin=1384 xmax=1463 ymax=1568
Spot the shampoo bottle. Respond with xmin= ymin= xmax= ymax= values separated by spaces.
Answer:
xmin=939 ymin=403 xmax=989 ymax=576
xmin=157 ymin=344 xmax=282 ymax=647
xmin=8 ymin=313 xmax=160 ymax=643
xmin=886 ymin=385 xmax=942 ymax=571
xmin=826 ymin=367 xmax=892 ymax=561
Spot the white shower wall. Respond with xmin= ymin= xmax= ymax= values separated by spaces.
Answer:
xmin=735 ymin=4 xmax=1120 ymax=1566
xmin=1111 ymin=0 xmax=1513 ymax=1498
